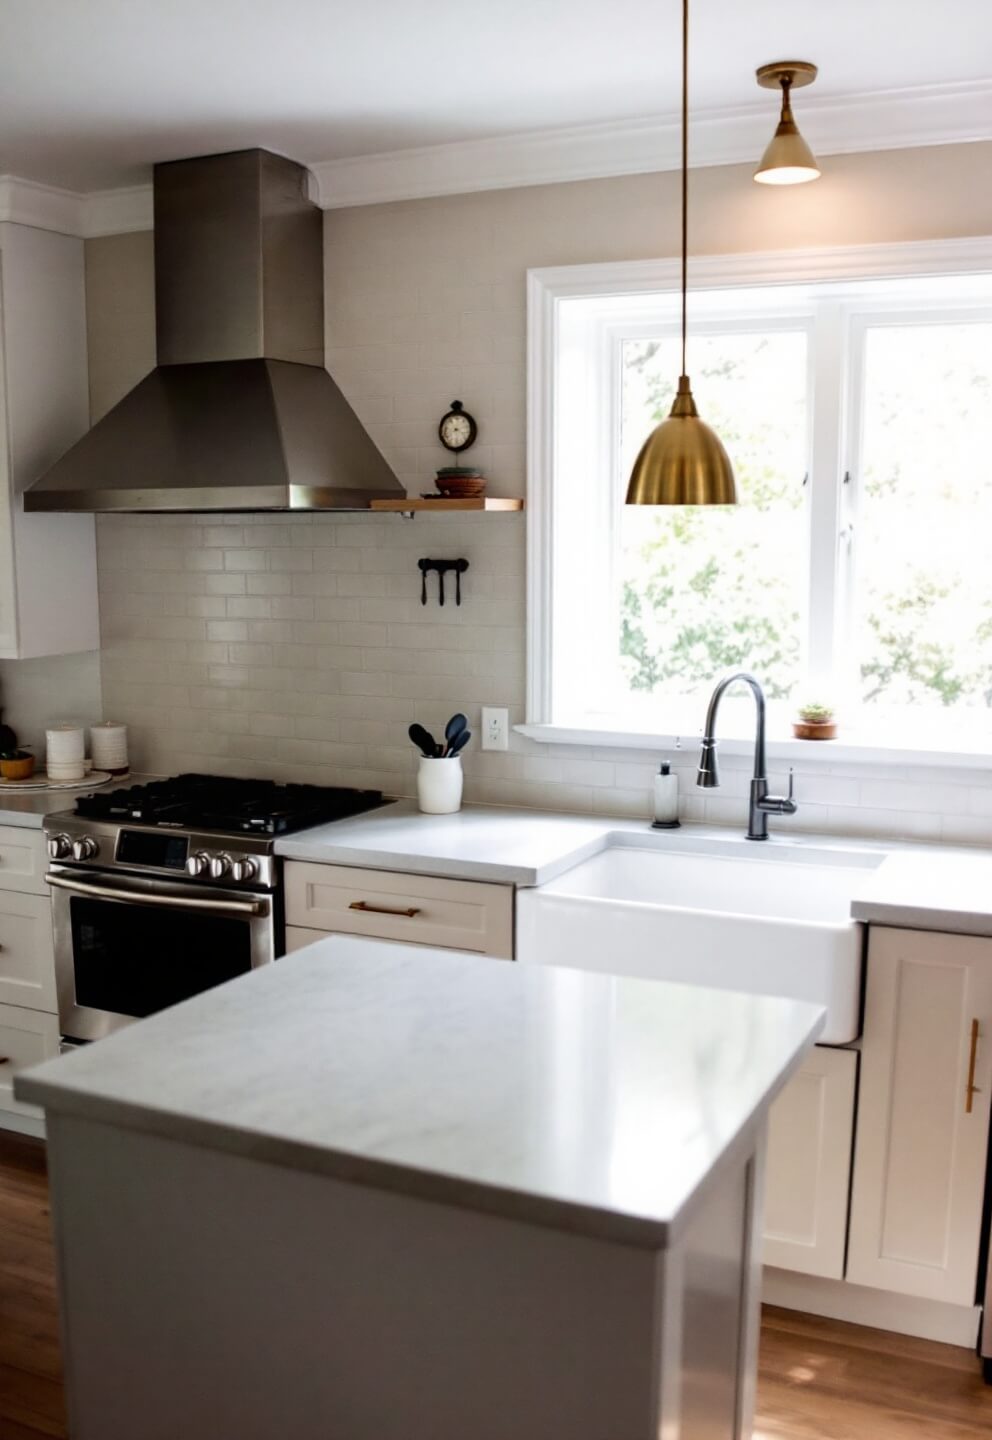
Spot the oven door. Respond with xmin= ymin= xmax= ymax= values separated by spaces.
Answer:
xmin=47 ymin=866 xmax=276 ymax=1043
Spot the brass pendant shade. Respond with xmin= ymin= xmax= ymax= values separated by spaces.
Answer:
xmin=627 ymin=376 xmax=736 ymax=506
xmin=625 ymin=0 xmax=737 ymax=508
xmin=753 ymin=62 xmax=821 ymax=185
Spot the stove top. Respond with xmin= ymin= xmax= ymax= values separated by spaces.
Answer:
xmin=73 ymin=773 xmax=386 ymax=837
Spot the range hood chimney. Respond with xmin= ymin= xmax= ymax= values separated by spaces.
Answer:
xmin=25 ymin=148 xmax=404 ymax=512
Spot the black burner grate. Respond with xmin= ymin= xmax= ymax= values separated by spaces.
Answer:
xmin=74 ymin=773 xmax=386 ymax=835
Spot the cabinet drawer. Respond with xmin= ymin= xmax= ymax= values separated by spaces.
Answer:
xmin=285 ymin=925 xmax=321 ymax=954
xmin=284 ymin=863 xmax=514 ymax=958
xmin=0 ymin=891 xmax=56 ymax=1012
xmin=0 ymin=825 xmax=49 ymax=896
xmin=763 ymin=1045 xmax=858 ymax=1280
xmin=0 ymin=1003 xmax=60 ymax=1121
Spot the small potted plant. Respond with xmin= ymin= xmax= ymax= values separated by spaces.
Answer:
xmin=792 ymin=703 xmax=836 ymax=741
xmin=0 ymin=747 xmax=35 ymax=781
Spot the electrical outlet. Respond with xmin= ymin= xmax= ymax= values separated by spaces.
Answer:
xmin=481 ymin=706 xmax=509 ymax=752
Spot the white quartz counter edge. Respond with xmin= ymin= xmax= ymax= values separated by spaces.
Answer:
xmin=17 ymin=936 xmax=824 ymax=1248
xmin=276 ymin=800 xmax=992 ymax=930
xmin=0 ymin=791 xmax=94 ymax=828
xmin=0 ymin=772 xmax=159 ymax=830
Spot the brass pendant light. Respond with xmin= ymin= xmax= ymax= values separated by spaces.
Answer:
xmin=753 ymin=61 xmax=821 ymax=185
xmin=625 ymin=0 xmax=736 ymax=508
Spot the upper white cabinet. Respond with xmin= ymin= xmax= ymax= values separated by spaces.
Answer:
xmin=847 ymin=926 xmax=992 ymax=1305
xmin=0 ymin=222 xmax=99 ymax=658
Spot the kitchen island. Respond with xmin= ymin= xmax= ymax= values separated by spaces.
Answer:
xmin=18 ymin=935 xmax=823 ymax=1440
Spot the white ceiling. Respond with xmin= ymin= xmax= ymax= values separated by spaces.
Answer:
xmin=1 ymin=0 xmax=990 ymax=193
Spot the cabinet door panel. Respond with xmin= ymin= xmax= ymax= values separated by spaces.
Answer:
xmin=763 ymin=1046 xmax=857 ymax=1279
xmin=0 ymin=826 xmax=49 ymax=896
xmin=0 ymin=890 xmax=56 ymax=1011
xmin=0 ymin=1003 xmax=59 ymax=1121
xmin=847 ymin=927 xmax=992 ymax=1304
xmin=285 ymin=926 xmax=320 ymax=954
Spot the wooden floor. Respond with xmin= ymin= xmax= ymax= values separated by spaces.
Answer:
xmin=3 ymin=1133 xmax=992 ymax=1439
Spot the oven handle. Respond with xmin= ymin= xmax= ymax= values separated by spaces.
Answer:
xmin=45 ymin=872 xmax=269 ymax=919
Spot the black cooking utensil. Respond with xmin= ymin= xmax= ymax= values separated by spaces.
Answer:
xmin=443 ymin=713 xmax=468 ymax=755
xmin=408 ymin=723 xmax=439 ymax=758
xmin=446 ymin=728 xmax=471 ymax=759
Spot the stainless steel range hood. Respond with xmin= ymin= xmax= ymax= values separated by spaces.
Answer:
xmin=25 ymin=149 xmax=404 ymax=513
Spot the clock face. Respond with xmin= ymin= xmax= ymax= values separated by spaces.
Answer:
xmin=441 ymin=413 xmax=472 ymax=448
xmin=439 ymin=402 xmax=477 ymax=452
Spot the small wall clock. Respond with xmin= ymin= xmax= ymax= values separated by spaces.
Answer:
xmin=438 ymin=399 xmax=478 ymax=453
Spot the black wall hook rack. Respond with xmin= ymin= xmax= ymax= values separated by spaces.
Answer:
xmin=419 ymin=558 xmax=469 ymax=607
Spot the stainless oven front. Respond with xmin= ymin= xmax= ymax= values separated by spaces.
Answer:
xmin=48 ymin=865 xmax=277 ymax=1043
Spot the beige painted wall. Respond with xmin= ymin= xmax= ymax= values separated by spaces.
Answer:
xmin=88 ymin=143 xmax=992 ymax=839
xmin=87 ymin=142 xmax=992 ymax=483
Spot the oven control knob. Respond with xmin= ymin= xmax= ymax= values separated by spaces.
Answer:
xmin=231 ymin=858 xmax=258 ymax=884
xmin=186 ymin=851 xmax=210 ymax=878
xmin=208 ymin=853 xmax=233 ymax=880
xmin=47 ymin=834 xmax=73 ymax=860
xmin=71 ymin=836 xmax=99 ymax=862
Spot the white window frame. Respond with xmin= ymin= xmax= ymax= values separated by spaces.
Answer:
xmin=523 ymin=236 xmax=992 ymax=766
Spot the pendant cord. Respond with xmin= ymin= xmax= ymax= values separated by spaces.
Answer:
xmin=680 ymin=0 xmax=688 ymax=379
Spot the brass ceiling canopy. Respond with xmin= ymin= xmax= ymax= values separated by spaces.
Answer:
xmin=754 ymin=61 xmax=821 ymax=186
xmin=625 ymin=0 xmax=737 ymax=508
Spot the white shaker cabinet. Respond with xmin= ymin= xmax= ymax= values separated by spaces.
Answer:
xmin=0 ymin=222 xmax=99 ymax=658
xmin=847 ymin=926 xmax=992 ymax=1304
xmin=0 ymin=826 xmax=61 ymax=1133
xmin=763 ymin=1045 xmax=858 ymax=1280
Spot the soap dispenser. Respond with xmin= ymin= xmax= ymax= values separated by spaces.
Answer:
xmin=652 ymin=762 xmax=681 ymax=830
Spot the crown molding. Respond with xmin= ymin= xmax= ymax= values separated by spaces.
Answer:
xmin=1 ymin=77 xmax=990 ymax=236
xmin=0 ymin=175 xmax=86 ymax=234
xmin=79 ymin=185 xmax=154 ymax=237
xmin=311 ymin=78 xmax=992 ymax=209
xmin=0 ymin=174 xmax=153 ymax=239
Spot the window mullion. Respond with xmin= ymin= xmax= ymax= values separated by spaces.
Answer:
xmin=806 ymin=301 xmax=846 ymax=698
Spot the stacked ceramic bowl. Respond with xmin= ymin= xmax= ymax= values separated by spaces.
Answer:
xmin=46 ymin=724 xmax=86 ymax=781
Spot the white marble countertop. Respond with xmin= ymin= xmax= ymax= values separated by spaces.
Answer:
xmin=277 ymin=799 xmax=992 ymax=933
xmin=0 ymin=786 xmax=95 ymax=829
xmin=0 ymin=771 xmax=155 ymax=830
xmin=17 ymin=935 xmax=823 ymax=1247
xmin=851 ymin=849 xmax=992 ymax=935
xmin=275 ymin=800 xmax=614 ymax=886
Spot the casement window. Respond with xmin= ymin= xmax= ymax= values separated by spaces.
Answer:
xmin=525 ymin=242 xmax=992 ymax=755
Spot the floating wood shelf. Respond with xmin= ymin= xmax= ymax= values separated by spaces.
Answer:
xmin=369 ymin=497 xmax=524 ymax=513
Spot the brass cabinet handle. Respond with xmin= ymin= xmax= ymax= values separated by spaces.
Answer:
xmin=349 ymin=900 xmax=421 ymax=920
xmin=966 ymin=1018 xmax=982 ymax=1114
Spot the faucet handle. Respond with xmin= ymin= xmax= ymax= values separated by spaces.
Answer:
xmin=787 ymin=766 xmax=794 ymax=802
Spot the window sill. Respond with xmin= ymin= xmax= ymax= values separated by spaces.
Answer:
xmin=516 ymin=722 xmax=992 ymax=772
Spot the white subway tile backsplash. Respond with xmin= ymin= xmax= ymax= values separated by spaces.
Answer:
xmin=92 ymin=496 xmax=992 ymax=849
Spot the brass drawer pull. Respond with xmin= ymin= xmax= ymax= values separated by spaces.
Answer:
xmin=966 ymin=1018 xmax=982 ymax=1114
xmin=349 ymin=900 xmax=422 ymax=920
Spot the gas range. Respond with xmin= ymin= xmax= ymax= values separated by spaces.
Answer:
xmin=46 ymin=773 xmax=387 ymax=1045
xmin=46 ymin=773 xmax=386 ymax=889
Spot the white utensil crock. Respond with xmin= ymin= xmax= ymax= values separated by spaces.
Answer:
xmin=417 ymin=756 xmax=463 ymax=815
